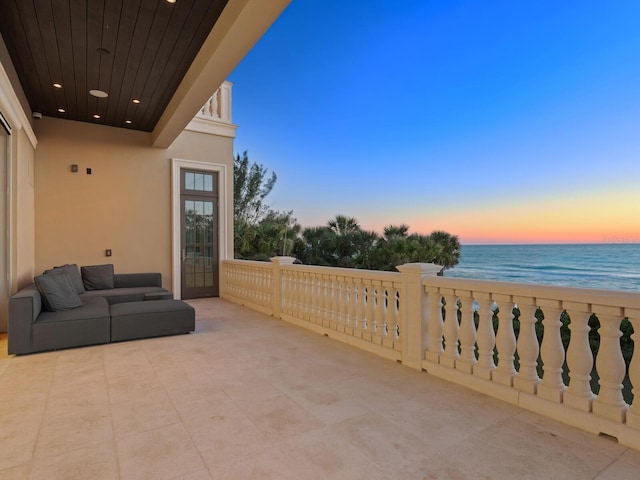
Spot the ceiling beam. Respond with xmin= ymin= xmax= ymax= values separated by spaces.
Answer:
xmin=151 ymin=0 xmax=290 ymax=148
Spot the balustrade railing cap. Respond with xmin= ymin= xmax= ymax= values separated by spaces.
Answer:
xmin=396 ymin=263 xmax=443 ymax=276
xmin=270 ymin=256 xmax=297 ymax=265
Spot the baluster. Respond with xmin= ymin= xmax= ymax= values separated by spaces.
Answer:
xmin=259 ymin=269 xmax=265 ymax=305
xmin=280 ymin=270 xmax=288 ymax=314
xmin=626 ymin=309 xmax=640 ymax=429
xmin=537 ymin=303 xmax=567 ymax=402
xmin=296 ymin=270 xmax=303 ymax=318
xmin=319 ymin=275 xmax=326 ymax=324
xmin=513 ymin=301 xmax=540 ymax=394
xmin=338 ymin=280 xmax=348 ymax=331
xmin=297 ymin=271 xmax=305 ymax=319
xmin=393 ymin=289 xmax=404 ymax=352
xmin=493 ymin=296 xmax=517 ymax=386
xmin=329 ymin=277 xmax=338 ymax=329
xmin=298 ymin=272 xmax=306 ymax=319
xmin=292 ymin=270 xmax=300 ymax=318
xmin=356 ymin=283 xmax=367 ymax=336
xmin=383 ymin=286 xmax=397 ymax=348
xmin=319 ymin=276 xmax=327 ymax=325
xmin=246 ymin=266 xmax=253 ymax=301
xmin=563 ymin=307 xmax=595 ymax=412
xmin=312 ymin=275 xmax=321 ymax=324
xmin=592 ymin=307 xmax=628 ymax=423
xmin=372 ymin=285 xmax=385 ymax=345
xmin=457 ymin=293 xmax=477 ymax=373
xmin=346 ymin=282 xmax=356 ymax=334
xmin=315 ymin=275 xmax=322 ymax=321
xmin=362 ymin=284 xmax=374 ymax=341
xmin=440 ymin=291 xmax=460 ymax=368
xmin=424 ymin=287 xmax=444 ymax=363
xmin=350 ymin=283 xmax=358 ymax=332
xmin=303 ymin=273 xmax=311 ymax=320
xmin=325 ymin=276 xmax=333 ymax=327
xmin=474 ymin=296 xmax=496 ymax=380
xmin=243 ymin=266 xmax=248 ymax=297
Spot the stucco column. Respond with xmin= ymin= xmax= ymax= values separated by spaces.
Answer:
xmin=270 ymin=256 xmax=296 ymax=319
xmin=396 ymin=263 xmax=443 ymax=370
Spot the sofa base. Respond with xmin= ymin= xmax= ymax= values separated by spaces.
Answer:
xmin=110 ymin=299 xmax=195 ymax=342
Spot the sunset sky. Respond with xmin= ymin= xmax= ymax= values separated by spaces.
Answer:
xmin=229 ymin=0 xmax=640 ymax=245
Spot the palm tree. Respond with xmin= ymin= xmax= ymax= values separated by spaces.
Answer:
xmin=325 ymin=215 xmax=362 ymax=267
xmin=294 ymin=226 xmax=335 ymax=265
xmin=327 ymin=215 xmax=361 ymax=236
xmin=428 ymin=230 xmax=461 ymax=270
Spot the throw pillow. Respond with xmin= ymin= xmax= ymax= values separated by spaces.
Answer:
xmin=43 ymin=264 xmax=85 ymax=294
xmin=34 ymin=272 xmax=84 ymax=312
xmin=81 ymin=264 xmax=115 ymax=290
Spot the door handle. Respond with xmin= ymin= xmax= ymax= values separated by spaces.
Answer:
xmin=182 ymin=249 xmax=186 ymax=261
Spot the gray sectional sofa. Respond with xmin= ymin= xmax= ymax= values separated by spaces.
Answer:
xmin=8 ymin=264 xmax=195 ymax=355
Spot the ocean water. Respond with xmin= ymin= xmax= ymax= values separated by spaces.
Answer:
xmin=445 ymin=244 xmax=640 ymax=292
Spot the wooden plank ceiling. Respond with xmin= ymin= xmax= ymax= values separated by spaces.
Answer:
xmin=0 ymin=0 xmax=228 ymax=132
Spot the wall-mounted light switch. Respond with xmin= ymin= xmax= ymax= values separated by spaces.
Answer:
xmin=106 ymin=249 xmax=112 ymax=257
xmin=86 ymin=168 xmax=92 ymax=174
xmin=71 ymin=164 xmax=78 ymax=173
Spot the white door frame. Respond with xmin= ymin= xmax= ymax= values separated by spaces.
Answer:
xmin=171 ymin=158 xmax=227 ymax=299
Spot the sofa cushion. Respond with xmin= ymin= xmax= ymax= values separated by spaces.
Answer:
xmin=36 ymin=296 xmax=110 ymax=323
xmin=44 ymin=264 xmax=85 ymax=294
xmin=33 ymin=296 xmax=111 ymax=353
xmin=110 ymin=299 xmax=195 ymax=342
xmin=81 ymin=264 xmax=115 ymax=290
xmin=34 ymin=272 xmax=83 ymax=312
xmin=81 ymin=286 xmax=169 ymax=304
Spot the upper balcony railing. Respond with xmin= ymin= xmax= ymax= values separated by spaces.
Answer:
xmin=186 ymin=81 xmax=236 ymax=138
xmin=222 ymin=257 xmax=640 ymax=451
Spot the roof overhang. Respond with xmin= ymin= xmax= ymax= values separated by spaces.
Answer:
xmin=152 ymin=0 xmax=289 ymax=147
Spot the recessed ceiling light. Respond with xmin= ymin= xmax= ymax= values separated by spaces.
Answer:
xmin=167 ymin=0 xmax=176 ymax=4
xmin=89 ymin=89 xmax=109 ymax=98
xmin=53 ymin=83 xmax=62 ymax=88
xmin=93 ymin=114 xmax=101 ymax=119
xmin=58 ymin=108 xmax=66 ymax=113
xmin=132 ymin=99 xmax=141 ymax=104
xmin=125 ymin=120 xmax=132 ymax=124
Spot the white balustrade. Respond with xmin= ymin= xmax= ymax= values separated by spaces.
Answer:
xmin=222 ymin=259 xmax=640 ymax=451
xmin=196 ymin=82 xmax=232 ymax=123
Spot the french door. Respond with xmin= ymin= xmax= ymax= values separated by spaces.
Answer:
xmin=180 ymin=169 xmax=219 ymax=299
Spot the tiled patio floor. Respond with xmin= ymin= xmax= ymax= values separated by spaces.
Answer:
xmin=1 ymin=298 xmax=639 ymax=479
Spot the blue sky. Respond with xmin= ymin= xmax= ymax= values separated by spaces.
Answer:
xmin=229 ymin=0 xmax=640 ymax=244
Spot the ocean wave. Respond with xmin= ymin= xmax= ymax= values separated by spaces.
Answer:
xmin=446 ymin=244 xmax=640 ymax=291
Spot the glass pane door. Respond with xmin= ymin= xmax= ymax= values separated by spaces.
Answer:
xmin=180 ymin=169 xmax=219 ymax=299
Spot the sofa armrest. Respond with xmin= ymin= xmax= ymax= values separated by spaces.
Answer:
xmin=9 ymin=284 xmax=41 ymax=355
xmin=114 ymin=273 xmax=162 ymax=289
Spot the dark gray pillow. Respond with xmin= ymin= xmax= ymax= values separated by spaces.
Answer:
xmin=81 ymin=264 xmax=115 ymax=290
xmin=43 ymin=264 xmax=85 ymax=294
xmin=34 ymin=272 xmax=84 ymax=312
